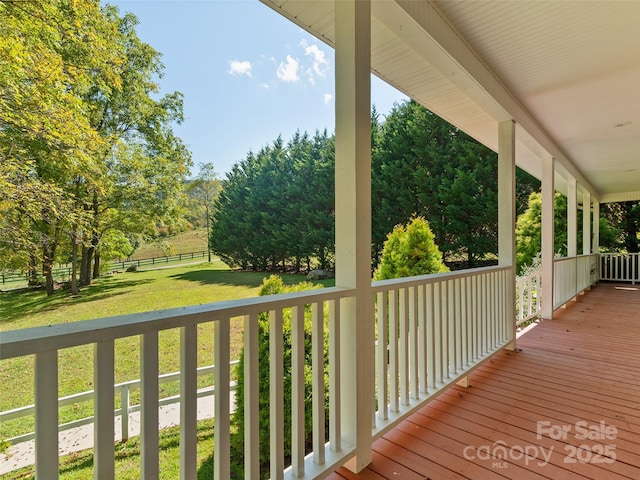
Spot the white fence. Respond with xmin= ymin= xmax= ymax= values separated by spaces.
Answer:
xmin=515 ymin=269 xmax=542 ymax=326
xmin=0 ymin=265 xmax=515 ymax=479
xmin=371 ymin=266 xmax=513 ymax=437
xmin=0 ymin=361 xmax=238 ymax=445
xmin=600 ymin=252 xmax=639 ymax=284
xmin=554 ymin=254 xmax=599 ymax=309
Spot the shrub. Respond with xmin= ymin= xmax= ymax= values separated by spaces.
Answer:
xmin=229 ymin=275 xmax=328 ymax=478
xmin=373 ymin=216 xmax=448 ymax=280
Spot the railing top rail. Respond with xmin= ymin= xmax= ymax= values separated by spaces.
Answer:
xmin=371 ymin=264 xmax=510 ymax=293
xmin=553 ymin=253 xmax=599 ymax=264
xmin=0 ymin=286 xmax=355 ymax=360
xmin=516 ymin=269 xmax=541 ymax=284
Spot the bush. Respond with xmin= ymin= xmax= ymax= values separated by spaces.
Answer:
xmin=373 ymin=216 xmax=448 ymax=280
xmin=229 ymin=275 xmax=328 ymax=478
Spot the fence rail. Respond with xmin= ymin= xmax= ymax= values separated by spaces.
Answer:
xmin=554 ymin=254 xmax=598 ymax=310
xmin=370 ymin=266 xmax=513 ymax=439
xmin=515 ymin=269 xmax=542 ymax=326
xmin=0 ymin=251 xmax=208 ymax=287
xmin=600 ymin=252 xmax=639 ymax=284
xmin=0 ymin=286 xmax=356 ymax=479
xmin=0 ymin=361 xmax=238 ymax=446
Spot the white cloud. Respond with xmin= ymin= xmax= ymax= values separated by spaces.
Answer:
xmin=323 ymin=93 xmax=332 ymax=104
xmin=301 ymin=40 xmax=329 ymax=77
xmin=228 ymin=60 xmax=252 ymax=77
xmin=277 ymin=55 xmax=300 ymax=82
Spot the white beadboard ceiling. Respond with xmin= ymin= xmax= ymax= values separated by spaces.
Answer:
xmin=262 ymin=0 xmax=640 ymax=203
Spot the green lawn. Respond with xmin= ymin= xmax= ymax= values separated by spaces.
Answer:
xmin=128 ymin=228 xmax=209 ymax=259
xmin=6 ymin=419 xmax=217 ymax=479
xmin=0 ymin=261 xmax=333 ymax=441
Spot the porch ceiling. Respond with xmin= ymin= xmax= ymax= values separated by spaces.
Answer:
xmin=261 ymin=0 xmax=640 ymax=203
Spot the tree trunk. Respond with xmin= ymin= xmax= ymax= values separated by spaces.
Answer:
xmin=467 ymin=247 xmax=475 ymax=268
xmin=81 ymin=192 xmax=100 ymax=285
xmin=42 ymin=245 xmax=56 ymax=296
xmin=90 ymin=191 xmax=100 ymax=280
xmin=28 ymin=253 xmax=39 ymax=286
xmin=621 ymin=202 xmax=639 ymax=253
xmin=93 ymin=250 xmax=101 ymax=279
xmin=70 ymin=234 xmax=79 ymax=294
xmin=80 ymin=245 xmax=92 ymax=286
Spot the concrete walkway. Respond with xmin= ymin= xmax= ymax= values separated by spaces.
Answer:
xmin=0 ymin=391 xmax=233 ymax=475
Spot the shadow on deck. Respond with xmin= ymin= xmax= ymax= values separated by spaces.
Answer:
xmin=331 ymin=283 xmax=640 ymax=480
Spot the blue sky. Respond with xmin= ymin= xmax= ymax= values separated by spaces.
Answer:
xmin=109 ymin=0 xmax=407 ymax=177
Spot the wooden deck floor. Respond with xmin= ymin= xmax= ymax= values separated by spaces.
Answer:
xmin=330 ymin=283 xmax=640 ymax=480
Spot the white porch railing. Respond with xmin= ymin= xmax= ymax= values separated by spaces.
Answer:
xmin=371 ymin=265 xmax=513 ymax=438
xmin=600 ymin=252 xmax=639 ymax=284
xmin=553 ymin=254 xmax=599 ymax=309
xmin=0 ymin=266 xmax=515 ymax=479
xmin=515 ymin=269 xmax=542 ymax=326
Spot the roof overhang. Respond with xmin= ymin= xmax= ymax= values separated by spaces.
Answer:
xmin=261 ymin=0 xmax=640 ymax=203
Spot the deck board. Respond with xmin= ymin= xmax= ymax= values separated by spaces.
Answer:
xmin=329 ymin=283 xmax=640 ymax=480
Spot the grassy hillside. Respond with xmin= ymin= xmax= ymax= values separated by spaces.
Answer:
xmin=129 ymin=228 xmax=209 ymax=259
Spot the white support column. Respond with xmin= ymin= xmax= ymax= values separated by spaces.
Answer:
xmin=35 ymin=350 xmax=58 ymax=478
xmin=140 ymin=332 xmax=159 ymax=479
xmin=593 ymin=201 xmax=600 ymax=253
xmin=498 ymin=120 xmax=516 ymax=349
xmin=180 ymin=325 xmax=197 ymax=480
xmin=541 ymin=157 xmax=555 ymax=320
xmin=94 ymin=340 xmax=115 ymax=479
xmin=582 ymin=190 xmax=591 ymax=254
xmin=567 ymin=177 xmax=577 ymax=257
xmin=335 ymin=0 xmax=373 ymax=473
xmin=214 ymin=319 xmax=231 ymax=480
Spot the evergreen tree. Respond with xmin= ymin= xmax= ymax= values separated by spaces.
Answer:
xmin=210 ymin=133 xmax=335 ymax=271
xmin=229 ymin=275 xmax=327 ymax=478
xmin=374 ymin=217 xmax=448 ymax=280
xmin=372 ymin=100 xmax=500 ymax=268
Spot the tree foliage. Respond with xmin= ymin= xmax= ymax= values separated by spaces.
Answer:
xmin=210 ymin=131 xmax=334 ymax=271
xmin=373 ymin=216 xmax=448 ymax=280
xmin=184 ymin=163 xmax=221 ymax=229
xmin=0 ymin=1 xmax=191 ymax=293
xmin=515 ymin=191 xmax=622 ymax=273
xmin=601 ymin=201 xmax=640 ymax=253
xmin=212 ymin=101 xmax=510 ymax=273
xmin=0 ymin=0 xmax=119 ymax=291
xmin=372 ymin=100 xmax=500 ymax=267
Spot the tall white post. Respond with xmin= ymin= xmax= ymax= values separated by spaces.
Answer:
xmin=498 ymin=120 xmax=516 ymax=349
xmin=35 ymin=350 xmax=58 ymax=477
xmin=335 ymin=0 xmax=373 ymax=473
xmin=593 ymin=201 xmax=600 ymax=253
xmin=582 ymin=190 xmax=591 ymax=254
xmin=567 ymin=177 xmax=577 ymax=257
xmin=541 ymin=157 xmax=555 ymax=319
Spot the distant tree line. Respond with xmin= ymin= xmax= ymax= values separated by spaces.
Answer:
xmin=210 ymin=101 xmax=539 ymax=272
